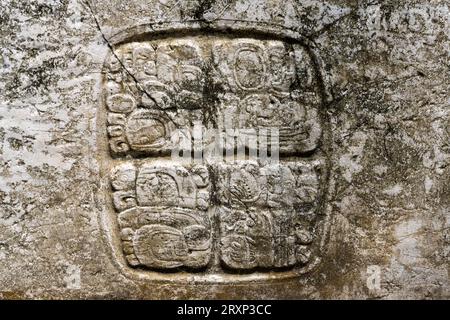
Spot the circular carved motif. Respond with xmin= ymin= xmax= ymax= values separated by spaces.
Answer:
xmin=233 ymin=45 xmax=266 ymax=90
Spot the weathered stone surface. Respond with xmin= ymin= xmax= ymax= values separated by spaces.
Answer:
xmin=0 ymin=0 xmax=449 ymax=299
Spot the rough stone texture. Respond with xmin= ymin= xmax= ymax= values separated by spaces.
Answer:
xmin=0 ymin=0 xmax=449 ymax=299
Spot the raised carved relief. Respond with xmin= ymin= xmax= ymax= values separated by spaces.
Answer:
xmin=104 ymin=40 xmax=208 ymax=157
xmin=156 ymin=40 xmax=205 ymax=109
xmin=110 ymin=163 xmax=212 ymax=269
xmin=212 ymin=39 xmax=297 ymax=94
xmin=214 ymin=161 xmax=322 ymax=270
xmin=101 ymin=24 xmax=330 ymax=281
xmin=212 ymin=40 xmax=322 ymax=155
xmin=105 ymin=38 xmax=322 ymax=157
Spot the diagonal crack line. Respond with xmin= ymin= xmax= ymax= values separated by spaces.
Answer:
xmin=83 ymin=0 xmax=190 ymax=141
xmin=308 ymin=11 xmax=355 ymax=39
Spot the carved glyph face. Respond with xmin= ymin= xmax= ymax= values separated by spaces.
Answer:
xmin=103 ymin=30 xmax=328 ymax=281
xmin=104 ymin=37 xmax=321 ymax=157
xmin=136 ymin=170 xmax=179 ymax=206
xmin=126 ymin=111 xmax=167 ymax=150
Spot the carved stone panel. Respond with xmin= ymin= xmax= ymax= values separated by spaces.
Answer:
xmin=100 ymin=23 xmax=330 ymax=282
xmin=110 ymin=163 xmax=211 ymax=269
xmin=103 ymin=36 xmax=322 ymax=158
xmin=2 ymin=0 xmax=448 ymax=300
xmin=214 ymin=161 xmax=323 ymax=270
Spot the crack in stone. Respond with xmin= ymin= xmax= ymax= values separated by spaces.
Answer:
xmin=83 ymin=0 xmax=190 ymax=139
xmin=308 ymin=11 xmax=356 ymax=39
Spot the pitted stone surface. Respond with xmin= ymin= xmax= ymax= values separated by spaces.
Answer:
xmin=0 ymin=0 xmax=449 ymax=299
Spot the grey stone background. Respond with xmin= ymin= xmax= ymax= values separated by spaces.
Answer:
xmin=0 ymin=0 xmax=448 ymax=299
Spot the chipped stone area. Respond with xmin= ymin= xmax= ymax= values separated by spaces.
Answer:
xmin=0 ymin=0 xmax=449 ymax=299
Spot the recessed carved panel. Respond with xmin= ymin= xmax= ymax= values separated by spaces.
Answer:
xmin=100 ymin=23 xmax=330 ymax=282
xmin=104 ymin=37 xmax=322 ymax=157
